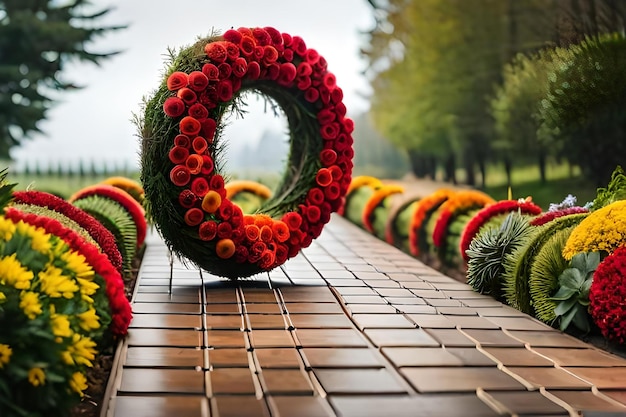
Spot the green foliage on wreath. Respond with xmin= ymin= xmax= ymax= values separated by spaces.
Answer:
xmin=549 ymin=251 xmax=599 ymax=333
xmin=466 ymin=212 xmax=533 ymax=301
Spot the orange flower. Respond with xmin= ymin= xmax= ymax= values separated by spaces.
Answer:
xmin=185 ymin=154 xmax=204 ymax=175
xmin=166 ymin=71 xmax=188 ymax=91
xmin=179 ymin=116 xmax=202 ymax=136
xmin=201 ymin=190 xmax=222 ymax=213
xmin=192 ymin=136 xmax=208 ymax=154
xmin=260 ymin=225 xmax=273 ymax=242
xmin=216 ymin=238 xmax=236 ymax=259
xmin=272 ymin=221 xmax=290 ymax=243
xmin=254 ymin=214 xmax=273 ymax=228
xmin=245 ymin=224 xmax=260 ymax=241
xmin=347 ymin=175 xmax=383 ymax=194
xmin=361 ymin=184 xmax=404 ymax=233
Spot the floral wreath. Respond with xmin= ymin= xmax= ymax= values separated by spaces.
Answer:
xmin=140 ymin=27 xmax=354 ymax=279
xmin=408 ymin=188 xmax=456 ymax=257
xmin=361 ymin=184 xmax=404 ymax=233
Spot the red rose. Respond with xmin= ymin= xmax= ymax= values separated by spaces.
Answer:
xmin=331 ymin=87 xmax=344 ymax=104
xmin=184 ymin=207 xmax=204 ymax=226
xmin=281 ymin=32 xmax=293 ymax=47
xmin=296 ymin=76 xmax=312 ymax=91
xmin=188 ymin=71 xmax=209 ymax=92
xmin=177 ymin=87 xmax=197 ymax=105
xmin=307 ymin=187 xmax=325 ymax=205
xmin=318 ymin=86 xmax=331 ymax=105
xmin=240 ymin=35 xmax=256 ymax=56
xmin=230 ymin=206 xmax=244 ymax=228
xmin=324 ymin=182 xmax=341 ymax=201
xmin=315 ymin=56 xmax=328 ymax=71
xmin=232 ymin=57 xmax=248 ymax=78
xmin=264 ymin=27 xmax=283 ymax=49
xmin=320 ymin=123 xmax=340 ymax=140
xmin=169 ymin=165 xmax=191 ymax=187
xmin=304 ymin=88 xmax=319 ymax=103
xmin=224 ymin=29 xmax=243 ymax=44
xmin=199 ymin=220 xmax=218 ymax=241
xmin=263 ymin=45 xmax=279 ymax=64
xmin=205 ymin=41 xmax=228 ymax=63
xmin=201 ymin=155 xmax=214 ymax=175
xmin=234 ymin=244 xmax=249 ymax=263
xmin=167 ymin=71 xmax=189 ymax=91
xmin=254 ymin=46 xmax=264 ymax=60
xmin=210 ymin=174 xmax=225 ymax=191
xmin=217 ymin=80 xmax=233 ymax=101
xmin=305 ymin=205 xmax=321 ymax=223
xmin=202 ymin=63 xmax=220 ymax=80
xmin=188 ymin=103 xmax=208 ymax=121
xmin=305 ymin=48 xmax=319 ymax=65
xmin=283 ymin=48 xmax=294 ymax=62
xmin=185 ymin=154 xmax=203 ymax=175
xmin=278 ymin=63 xmax=297 ymax=86
xmin=329 ymin=165 xmax=343 ymax=181
xmin=191 ymin=177 xmax=209 ymax=197
xmin=317 ymin=108 xmax=336 ymax=125
xmin=179 ymin=116 xmax=202 ymax=136
xmin=335 ymin=133 xmax=352 ymax=151
xmin=218 ymin=62 xmax=232 ymax=79
xmin=259 ymin=249 xmax=276 ymax=269
xmin=163 ymin=96 xmax=186 ymax=117
xmin=272 ymin=221 xmax=290 ymax=243
xmin=225 ymin=42 xmax=240 ymax=60
xmin=217 ymin=221 xmax=233 ymax=238
xmin=334 ymin=102 xmax=347 ymax=118
xmin=266 ymin=63 xmax=280 ymax=80
xmin=297 ymin=62 xmax=313 ymax=77
xmin=281 ymin=212 xmax=302 ymax=231
xmin=174 ymin=134 xmax=191 ymax=148
xmin=343 ymin=118 xmax=355 ymax=133
xmin=260 ymin=225 xmax=273 ymax=243
xmin=178 ymin=189 xmax=197 ymax=209
xmin=319 ymin=149 xmax=337 ymax=166
xmin=342 ymin=147 xmax=355 ymax=159
xmin=275 ymin=243 xmax=288 ymax=265
xmin=201 ymin=119 xmax=217 ymax=142
xmin=323 ymin=73 xmax=336 ymax=89
xmin=252 ymin=27 xmax=271 ymax=45
xmin=246 ymin=61 xmax=261 ymax=79
xmin=291 ymin=36 xmax=307 ymax=56
xmin=245 ymin=224 xmax=260 ymax=242
xmin=192 ymin=136 xmax=208 ymax=154
xmin=218 ymin=199 xmax=233 ymax=221
xmin=168 ymin=146 xmax=189 ymax=164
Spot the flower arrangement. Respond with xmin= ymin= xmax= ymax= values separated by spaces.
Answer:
xmin=408 ymin=188 xmax=456 ymax=257
xmin=361 ymin=183 xmax=404 ymax=236
xmin=69 ymin=184 xmax=147 ymax=248
xmin=530 ymin=194 xmax=588 ymax=227
xmin=0 ymin=216 xmax=105 ymax=415
xmin=100 ymin=176 xmax=145 ymax=205
xmin=224 ymin=179 xmax=272 ymax=214
xmin=384 ymin=196 xmax=420 ymax=252
xmin=562 ymin=200 xmax=626 ymax=260
xmin=460 ymin=198 xmax=542 ymax=262
xmin=431 ymin=190 xmax=495 ymax=266
xmin=466 ymin=211 xmax=535 ymax=301
xmin=590 ymin=246 xmax=626 ymax=344
xmin=11 ymin=190 xmax=124 ymax=274
xmin=503 ymin=212 xmax=588 ymax=314
xmin=341 ymin=176 xmax=383 ymax=227
xmin=139 ymin=27 xmax=353 ymax=279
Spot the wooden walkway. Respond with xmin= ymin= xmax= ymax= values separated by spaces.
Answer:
xmin=102 ymin=214 xmax=626 ymax=417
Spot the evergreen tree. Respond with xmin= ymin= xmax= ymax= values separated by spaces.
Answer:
xmin=0 ymin=0 xmax=124 ymax=159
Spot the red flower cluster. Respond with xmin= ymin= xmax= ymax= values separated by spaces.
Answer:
xmin=459 ymin=199 xmax=543 ymax=262
xmin=162 ymin=27 xmax=353 ymax=272
xmin=529 ymin=206 xmax=589 ymax=226
xmin=589 ymin=247 xmax=626 ymax=344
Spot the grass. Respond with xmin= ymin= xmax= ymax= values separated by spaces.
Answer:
xmin=479 ymin=163 xmax=599 ymax=211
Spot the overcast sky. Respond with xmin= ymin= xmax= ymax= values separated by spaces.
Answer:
xmin=10 ymin=0 xmax=375 ymax=172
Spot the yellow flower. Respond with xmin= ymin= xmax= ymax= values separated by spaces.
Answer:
xmin=0 ymin=217 xmax=16 ymax=241
xmin=16 ymin=220 xmax=52 ymax=254
xmin=61 ymin=250 xmax=94 ymax=280
xmin=27 ymin=367 xmax=46 ymax=386
xmin=50 ymin=307 xmax=73 ymax=338
xmin=563 ymin=200 xmax=626 ymax=259
xmin=0 ymin=343 xmax=12 ymax=368
xmin=0 ymin=291 xmax=5 ymax=302
xmin=0 ymin=253 xmax=34 ymax=290
xmin=69 ymin=372 xmax=88 ymax=396
xmin=39 ymin=266 xmax=79 ymax=298
xmin=76 ymin=277 xmax=99 ymax=301
xmin=19 ymin=291 xmax=42 ymax=319
xmin=77 ymin=308 xmax=100 ymax=332
xmin=62 ymin=334 xmax=97 ymax=367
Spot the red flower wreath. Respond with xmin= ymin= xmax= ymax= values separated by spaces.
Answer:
xmin=142 ymin=27 xmax=354 ymax=278
xmin=589 ymin=246 xmax=626 ymax=345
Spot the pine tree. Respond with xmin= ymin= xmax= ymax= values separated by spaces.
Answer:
xmin=0 ymin=0 xmax=125 ymax=159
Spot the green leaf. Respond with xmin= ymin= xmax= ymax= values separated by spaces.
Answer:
xmin=559 ymin=304 xmax=578 ymax=331
xmin=571 ymin=307 xmax=591 ymax=333
xmin=554 ymin=297 xmax=577 ymax=316
xmin=550 ymin=286 xmax=577 ymax=300
xmin=559 ymin=268 xmax=584 ymax=289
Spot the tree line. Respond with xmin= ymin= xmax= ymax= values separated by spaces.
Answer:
xmin=362 ymin=0 xmax=626 ymax=187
